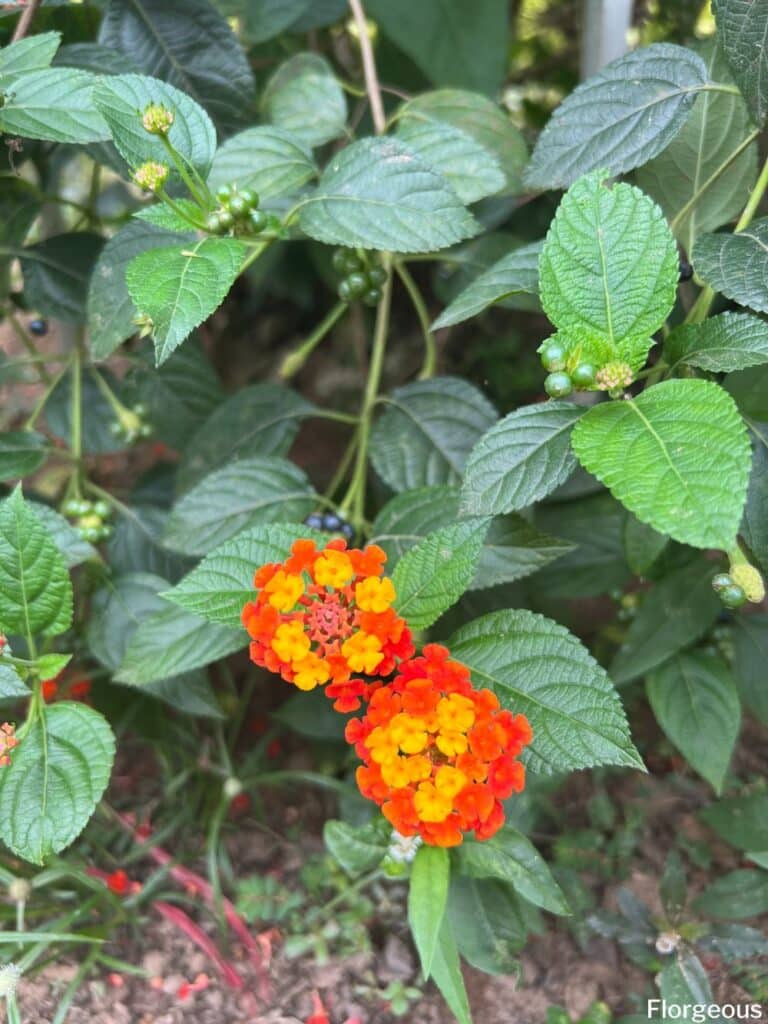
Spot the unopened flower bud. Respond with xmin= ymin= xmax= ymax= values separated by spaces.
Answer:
xmin=0 ymin=722 xmax=18 ymax=768
xmin=133 ymin=161 xmax=169 ymax=192
xmin=223 ymin=777 xmax=243 ymax=800
xmin=596 ymin=361 xmax=633 ymax=394
xmin=655 ymin=931 xmax=679 ymax=955
xmin=7 ymin=878 xmax=30 ymax=903
xmin=142 ymin=103 xmax=174 ymax=135
xmin=730 ymin=563 xmax=765 ymax=603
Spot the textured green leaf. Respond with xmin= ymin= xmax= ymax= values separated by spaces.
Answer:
xmin=623 ymin=513 xmax=668 ymax=576
xmin=409 ymin=845 xmax=450 ymax=979
xmin=610 ymin=558 xmax=721 ymax=685
xmin=324 ymin=820 xmax=388 ymax=875
xmin=29 ymin=503 xmax=96 ymax=569
xmin=164 ymin=456 xmax=316 ymax=555
xmin=208 ymin=126 xmax=317 ymax=199
xmin=262 ymin=53 xmax=345 ymax=147
xmin=539 ymin=172 xmax=678 ymax=372
xmin=0 ymin=67 xmax=108 ymax=143
xmin=299 ymin=138 xmax=479 ymax=254
xmin=139 ymin=672 xmax=224 ymax=718
xmin=525 ymin=44 xmax=708 ymax=189
xmin=88 ymin=221 xmax=192 ymax=360
xmin=733 ymin=613 xmax=768 ymax=725
xmin=0 ymin=31 xmax=61 ymax=83
xmin=398 ymin=90 xmax=527 ymax=195
xmin=694 ymin=218 xmax=768 ymax=313
xmin=21 ymin=232 xmax=104 ymax=325
xmin=743 ymin=433 xmax=768 ymax=577
xmin=433 ymin=242 xmax=541 ymax=329
xmin=457 ymin=828 xmax=570 ymax=915
xmin=99 ymin=0 xmax=254 ymax=134
xmin=712 ymin=0 xmax=768 ymax=124
xmin=0 ymin=703 xmax=114 ymax=865
xmin=459 ymin=402 xmax=582 ymax=517
xmin=636 ymin=42 xmax=757 ymax=255
xmin=430 ymin=919 xmax=472 ymax=1024
xmin=448 ymin=877 xmax=525 ymax=975
xmin=666 ymin=312 xmax=768 ymax=373
xmin=93 ymin=73 xmax=216 ymax=179
xmin=126 ymin=237 xmax=246 ymax=364
xmin=694 ymin=871 xmax=768 ymax=920
xmin=176 ymin=382 xmax=315 ymax=492
xmin=107 ymin=503 xmax=189 ymax=581
xmin=0 ymin=431 xmax=49 ymax=480
xmin=86 ymin=572 xmax=170 ymax=672
xmin=572 ymin=380 xmax=751 ymax=550
xmin=371 ymin=377 xmax=496 ymax=493
xmin=132 ymin=199 xmax=201 ymax=231
xmin=392 ymin=520 xmax=488 ymax=629
xmin=450 ymin=608 xmax=643 ymax=774
xmin=116 ymin=604 xmax=244 ymax=684
xmin=0 ymin=488 xmax=72 ymax=639
xmin=0 ymin=664 xmax=30 ymax=701
xmin=163 ymin=523 xmax=326 ymax=626
xmin=54 ymin=42 xmax=140 ymax=76
xmin=395 ymin=118 xmax=504 ymax=205
xmin=701 ymin=792 xmax=768 ymax=852
xmin=647 ymin=653 xmax=740 ymax=793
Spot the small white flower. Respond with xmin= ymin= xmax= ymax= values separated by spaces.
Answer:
xmin=387 ymin=830 xmax=422 ymax=864
xmin=0 ymin=963 xmax=22 ymax=999
xmin=655 ymin=932 xmax=679 ymax=955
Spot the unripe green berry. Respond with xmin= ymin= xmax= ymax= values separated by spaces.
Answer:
xmin=362 ymin=287 xmax=382 ymax=307
xmin=248 ymin=209 xmax=267 ymax=233
xmin=216 ymin=184 xmax=232 ymax=203
xmin=343 ymin=253 xmax=363 ymax=274
xmin=367 ymin=266 xmax=387 ymax=286
xmin=218 ymin=209 xmax=234 ymax=230
xmin=332 ymin=249 xmax=348 ymax=273
xmin=206 ymin=212 xmax=223 ymax=234
xmin=229 ymin=194 xmax=248 ymax=217
xmin=133 ymin=403 xmax=148 ymax=418
xmin=572 ymin=363 xmax=597 ymax=388
xmin=109 ymin=420 xmax=122 ymax=436
xmin=239 ymin=188 xmax=258 ymax=209
xmin=345 ymin=272 xmax=368 ymax=298
xmin=720 ymin=584 xmax=746 ymax=609
xmin=93 ymin=500 xmax=111 ymax=519
xmin=544 ymin=372 xmax=573 ymax=398
xmin=139 ymin=422 xmax=153 ymax=438
xmin=338 ymin=279 xmax=354 ymax=303
xmin=62 ymin=498 xmax=81 ymax=517
xmin=540 ymin=340 xmax=566 ymax=372
xmin=100 ymin=523 xmax=114 ymax=540
xmin=711 ymin=572 xmax=733 ymax=593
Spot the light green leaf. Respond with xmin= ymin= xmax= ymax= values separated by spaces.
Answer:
xmin=409 ymin=845 xmax=450 ymax=979
xmin=660 ymin=954 xmax=717 ymax=1008
xmin=694 ymin=871 xmax=768 ymax=920
xmin=88 ymin=221 xmax=192 ymax=360
xmin=93 ymin=73 xmax=217 ymax=179
xmin=525 ymin=44 xmax=708 ymax=189
xmin=647 ymin=653 xmax=740 ymax=794
xmin=20 ymin=232 xmax=104 ymax=325
xmin=299 ymin=137 xmax=479 ymax=254
xmin=0 ymin=488 xmax=72 ymax=639
xmin=36 ymin=653 xmax=72 ymax=681
xmin=208 ymin=126 xmax=317 ymax=199
xmin=448 ymin=877 xmax=525 ymax=975
xmin=324 ymin=820 xmax=387 ymax=876
xmin=126 ymin=237 xmax=246 ymax=364
xmin=694 ymin=218 xmax=768 ymax=313
xmin=665 ymin=312 xmax=768 ymax=373
xmin=712 ymin=0 xmax=768 ymax=124
xmin=459 ymin=402 xmax=582 ymax=517
xmin=262 ymin=53 xmax=346 ymax=147
xmin=392 ymin=519 xmax=488 ymax=629
xmin=433 ymin=242 xmax=541 ymax=329
xmin=0 ymin=67 xmax=109 ymax=143
xmin=163 ymin=456 xmax=316 ymax=555
xmin=132 ymin=199 xmax=201 ymax=231
xmin=450 ymin=608 xmax=643 ymax=774
xmin=0 ymin=703 xmax=114 ymax=865
xmin=371 ymin=377 xmax=497 ymax=492
xmin=0 ymin=31 xmax=61 ymax=83
xmin=701 ymin=792 xmax=768 ymax=852
xmin=457 ymin=827 xmax=570 ymax=915
xmin=430 ymin=918 xmax=472 ymax=1024
xmin=0 ymin=431 xmax=49 ymax=480
xmin=395 ymin=117 xmax=504 ymax=205
xmin=539 ymin=172 xmax=678 ymax=372
xmin=572 ymin=379 xmax=751 ymax=550
xmin=732 ymin=614 xmax=768 ymax=725
xmin=0 ymin=664 xmax=30 ymax=701
xmin=636 ymin=42 xmax=758 ymax=255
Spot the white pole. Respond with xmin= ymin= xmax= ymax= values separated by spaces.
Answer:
xmin=581 ymin=0 xmax=634 ymax=79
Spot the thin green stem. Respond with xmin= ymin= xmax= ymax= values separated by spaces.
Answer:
xmin=314 ymin=408 xmax=359 ymax=425
xmin=323 ymin=433 xmax=358 ymax=501
xmin=159 ymin=135 xmax=208 ymax=207
xmin=70 ymin=337 xmax=84 ymax=498
xmin=7 ymin=311 xmax=51 ymax=384
xmin=156 ymin=188 xmax=208 ymax=230
xmin=278 ymin=301 xmax=348 ymax=379
xmin=394 ymin=261 xmax=436 ymax=379
xmin=24 ymin=355 xmax=74 ymax=430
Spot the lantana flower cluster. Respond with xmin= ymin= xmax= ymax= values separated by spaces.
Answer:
xmin=242 ymin=539 xmax=532 ymax=847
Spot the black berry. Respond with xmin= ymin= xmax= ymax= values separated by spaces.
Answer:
xmin=679 ymin=260 xmax=693 ymax=282
xmin=29 ymin=318 xmax=48 ymax=336
xmin=304 ymin=513 xmax=324 ymax=530
xmin=323 ymin=513 xmax=342 ymax=531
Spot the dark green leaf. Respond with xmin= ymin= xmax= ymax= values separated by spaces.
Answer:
xmin=433 ymin=242 xmax=541 ymax=329
xmin=261 ymin=53 xmax=345 ymax=147
xmin=700 ymin=792 xmax=768 ymax=852
xmin=623 ymin=513 xmax=668 ymax=576
xmin=208 ymin=126 xmax=317 ymax=199
xmin=666 ymin=312 xmax=768 ymax=373
xmin=694 ymin=870 xmax=768 ymax=919
xmin=430 ymin=919 xmax=472 ymax=1024
xmin=694 ymin=218 xmax=768 ymax=314
xmin=324 ymin=820 xmax=387 ymax=875
xmin=448 ymin=877 xmax=525 ymax=975
xmin=732 ymin=613 xmax=768 ymax=725
xmin=21 ymin=232 xmax=103 ymax=324
xmin=0 ymin=431 xmax=49 ymax=480
xmin=712 ymin=0 xmax=768 ymax=124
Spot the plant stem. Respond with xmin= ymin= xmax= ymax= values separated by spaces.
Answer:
xmin=670 ymin=129 xmax=760 ymax=234
xmin=395 ymin=261 xmax=437 ymax=378
xmin=7 ymin=310 xmax=51 ymax=384
xmin=11 ymin=0 xmax=42 ymax=41
xmin=70 ymin=335 xmax=84 ymax=497
xmin=25 ymin=355 xmax=73 ymax=430
xmin=159 ymin=135 xmax=209 ymax=208
xmin=278 ymin=301 xmax=347 ymax=379
xmin=348 ymin=0 xmax=386 ymax=134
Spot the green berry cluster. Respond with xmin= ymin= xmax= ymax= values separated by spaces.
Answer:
xmin=539 ymin=340 xmax=596 ymax=399
xmin=711 ymin=572 xmax=746 ymax=609
xmin=332 ymin=249 xmax=386 ymax=306
xmin=207 ymin=185 xmax=267 ymax=236
xmin=62 ymin=499 xmax=113 ymax=543
xmin=109 ymin=402 xmax=153 ymax=444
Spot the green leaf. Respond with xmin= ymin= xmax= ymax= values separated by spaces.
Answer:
xmin=448 ymin=877 xmax=526 ymax=975
xmin=116 ymin=604 xmax=244 ymax=684
xmin=107 ymin=503 xmax=189 ymax=581
xmin=261 ymin=53 xmax=346 ymax=148
xmin=367 ymin=0 xmax=508 ymax=94
xmin=299 ymin=138 xmax=479 ymax=254
xmin=712 ymin=0 xmax=768 ymax=124
xmin=93 ymin=73 xmax=216 ymax=179
xmin=409 ymin=845 xmax=450 ymax=979
xmin=54 ymin=42 xmax=140 ymax=76
xmin=88 ymin=221 xmax=192 ymax=360
xmin=36 ymin=653 xmax=72 ymax=681
xmin=0 ymin=67 xmax=109 ymax=143
xmin=474 ymin=515 xmax=574 ymax=590
xmin=176 ymin=382 xmax=315 ymax=492
xmin=132 ymin=199 xmax=201 ymax=231
xmin=539 ymin=172 xmax=678 ymax=372
xmin=219 ymin=0 xmax=313 ymax=43
xmin=660 ymin=850 xmax=688 ymax=919
xmin=610 ymin=558 xmax=721 ymax=685
xmin=0 ymin=431 xmax=49 ymax=480
xmin=139 ymin=672 xmax=224 ymax=718
xmin=0 ymin=488 xmax=72 ymax=639
xmin=694 ymin=218 xmax=768 ymax=314
xmin=433 ymin=242 xmax=541 ymax=329
xmin=725 ymin=365 xmax=768 ymax=420
xmin=0 ymin=702 xmax=114 ymax=865
xmin=430 ymin=917 xmax=473 ymax=1024
xmin=0 ymin=31 xmax=61 ymax=83
xmin=163 ymin=456 xmax=316 ymax=555
xmin=20 ymin=232 xmax=104 ymax=325
xmin=392 ymin=519 xmax=488 ymax=629
xmin=208 ymin=126 xmax=317 ymax=199
xmin=659 ymin=954 xmax=716 ymax=1008
xmin=30 ymin=503 xmax=96 ymax=568
xmin=665 ymin=312 xmax=768 ymax=373
xmin=126 ymin=237 xmax=246 ymax=364
xmin=572 ymin=380 xmax=751 ymax=551
xmin=98 ymin=0 xmax=254 ymax=134
xmin=272 ymin=687 xmax=346 ymax=741
xmin=646 ymin=653 xmax=740 ymax=793
xmin=459 ymin=402 xmax=582 ymax=517
xmin=743 ymin=432 xmax=768 ymax=576
xmin=371 ymin=377 xmax=497 ymax=492
xmin=456 ymin=827 xmax=570 ymax=915
xmin=701 ymin=792 xmax=768 ymax=852
xmin=525 ymin=44 xmax=708 ymax=189
xmin=623 ymin=513 xmax=668 ymax=576
xmin=46 ymin=370 xmax=128 ymax=456
xmin=636 ymin=42 xmax=758 ymax=255
xmin=395 ymin=118 xmax=505 ymax=205
xmin=694 ymin=870 xmax=768 ymax=920
xmin=450 ymin=608 xmax=643 ymax=774
xmin=86 ymin=572 xmax=171 ymax=672
xmin=0 ymin=178 xmax=40 ymax=301
xmin=397 ymin=90 xmax=528 ymax=196
xmin=163 ymin=523 xmax=326 ymax=626
xmin=732 ymin=614 xmax=768 ymax=725
xmin=0 ymin=664 xmax=30 ymax=701
xmin=324 ymin=820 xmax=388 ymax=876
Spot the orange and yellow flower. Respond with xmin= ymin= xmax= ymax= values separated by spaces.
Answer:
xmin=346 ymin=644 xmax=532 ymax=847
xmin=0 ymin=722 xmax=18 ymax=768
xmin=241 ymin=538 xmax=413 ymax=711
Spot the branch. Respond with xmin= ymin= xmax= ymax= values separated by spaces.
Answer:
xmin=348 ymin=0 xmax=386 ymax=134
xmin=12 ymin=0 xmax=42 ymax=43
